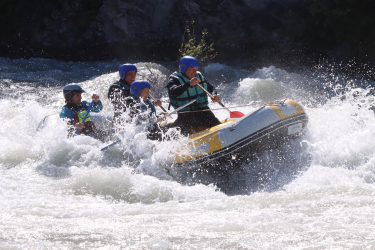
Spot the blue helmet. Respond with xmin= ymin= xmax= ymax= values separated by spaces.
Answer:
xmin=130 ymin=80 xmax=151 ymax=97
xmin=119 ymin=64 xmax=137 ymax=80
xmin=63 ymin=84 xmax=85 ymax=101
xmin=179 ymin=56 xmax=199 ymax=73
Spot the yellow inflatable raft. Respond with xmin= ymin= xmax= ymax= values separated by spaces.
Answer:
xmin=171 ymin=99 xmax=308 ymax=166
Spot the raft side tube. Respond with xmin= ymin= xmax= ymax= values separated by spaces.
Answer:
xmin=174 ymin=99 xmax=308 ymax=165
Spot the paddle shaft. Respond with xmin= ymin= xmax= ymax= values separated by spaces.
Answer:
xmin=100 ymin=139 xmax=121 ymax=151
xmin=76 ymin=99 xmax=95 ymax=135
xmin=195 ymin=83 xmax=232 ymax=114
xmin=101 ymin=98 xmax=200 ymax=151
xmin=149 ymin=94 xmax=167 ymax=113
xmin=165 ymin=97 xmax=200 ymax=119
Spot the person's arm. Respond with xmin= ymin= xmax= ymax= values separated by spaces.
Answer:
xmin=205 ymin=79 xmax=217 ymax=96
xmin=202 ymin=79 xmax=220 ymax=103
xmin=167 ymin=77 xmax=191 ymax=97
xmin=82 ymin=100 xmax=103 ymax=112
xmin=60 ymin=107 xmax=75 ymax=121
xmin=91 ymin=101 xmax=103 ymax=112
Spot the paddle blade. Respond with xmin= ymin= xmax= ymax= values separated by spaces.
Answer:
xmin=230 ymin=111 xmax=245 ymax=118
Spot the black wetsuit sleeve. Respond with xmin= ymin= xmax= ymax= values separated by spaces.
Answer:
xmin=205 ymin=79 xmax=217 ymax=96
xmin=167 ymin=77 xmax=191 ymax=97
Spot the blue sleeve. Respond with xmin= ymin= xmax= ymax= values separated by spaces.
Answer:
xmin=60 ymin=107 xmax=75 ymax=119
xmin=60 ymin=107 xmax=76 ymax=129
xmin=82 ymin=100 xmax=103 ymax=113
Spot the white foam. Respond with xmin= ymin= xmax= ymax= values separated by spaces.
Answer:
xmin=1 ymin=59 xmax=375 ymax=248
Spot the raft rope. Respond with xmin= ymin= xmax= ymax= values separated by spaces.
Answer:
xmin=39 ymin=101 xmax=286 ymax=128
xmin=173 ymin=100 xmax=286 ymax=114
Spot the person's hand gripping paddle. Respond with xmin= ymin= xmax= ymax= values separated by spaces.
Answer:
xmin=195 ymin=83 xmax=244 ymax=118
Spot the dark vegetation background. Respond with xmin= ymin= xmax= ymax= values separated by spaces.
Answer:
xmin=1 ymin=0 xmax=374 ymax=72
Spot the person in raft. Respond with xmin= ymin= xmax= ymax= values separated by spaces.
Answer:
xmin=60 ymin=84 xmax=108 ymax=141
xmin=166 ymin=56 xmax=221 ymax=135
xmin=108 ymin=63 xmax=161 ymax=124
xmin=124 ymin=80 xmax=165 ymax=140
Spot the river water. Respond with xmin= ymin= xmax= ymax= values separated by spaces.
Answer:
xmin=1 ymin=57 xmax=375 ymax=249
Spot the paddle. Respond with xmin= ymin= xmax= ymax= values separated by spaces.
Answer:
xmin=100 ymin=97 xmax=200 ymax=152
xmin=163 ymin=97 xmax=200 ymax=119
xmin=100 ymin=139 xmax=121 ymax=151
xmin=76 ymin=99 xmax=95 ymax=135
xmin=149 ymin=93 xmax=168 ymax=113
xmin=195 ymin=83 xmax=244 ymax=118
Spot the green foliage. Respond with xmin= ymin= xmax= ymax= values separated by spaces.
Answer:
xmin=179 ymin=20 xmax=217 ymax=62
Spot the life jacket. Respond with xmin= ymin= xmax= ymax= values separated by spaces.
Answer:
xmin=64 ymin=103 xmax=95 ymax=135
xmin=107 ymin=80 xmax=131 ymax=99
xmin=168 ymin=71 xmax=209 ymax=112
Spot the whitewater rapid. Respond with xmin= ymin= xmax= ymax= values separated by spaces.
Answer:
xmin=1 ymin=57 xmax=375 ymax=249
